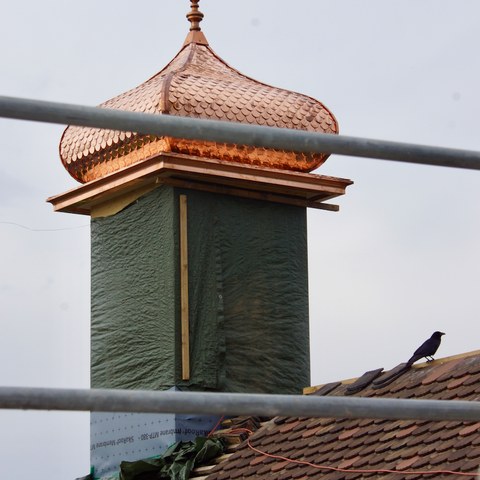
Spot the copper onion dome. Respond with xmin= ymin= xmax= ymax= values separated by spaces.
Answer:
xmin=59 ymin=1 xmax=339 ymax=184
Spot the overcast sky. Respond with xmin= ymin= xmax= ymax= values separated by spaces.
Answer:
xmin=1 ymin=1 xmax=480 ymax=479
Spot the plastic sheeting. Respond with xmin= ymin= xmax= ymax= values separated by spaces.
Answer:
xmin=91 ymin=186 xmax=178 ymax=390
xmin=119 ymin=437 xmax=225 ymax=480
xmin=184 ymin=188 xmax=310 ymax=394
xmin=91 ymin=186 xmax=310 ymax=394
xmin=90 ymin=407 xmax=220 ymax=479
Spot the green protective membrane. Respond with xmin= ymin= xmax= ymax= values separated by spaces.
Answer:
xmin=91 ymin=186 xmax=310 ymax=394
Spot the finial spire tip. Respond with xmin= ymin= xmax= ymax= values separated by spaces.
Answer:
xmin=187 ymin=0 xmax=203 ymax=31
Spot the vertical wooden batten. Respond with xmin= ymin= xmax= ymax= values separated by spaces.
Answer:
xmin=179 ymin=194 xmax=190 ymax=380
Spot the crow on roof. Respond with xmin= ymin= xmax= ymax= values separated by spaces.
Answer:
xmin=407 ymin=331 xmax=445 ymax=367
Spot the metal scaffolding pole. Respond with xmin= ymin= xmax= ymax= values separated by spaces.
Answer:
xmin=1 ymin=387 xmax=479 ymax=422
xmin=1 ymin=95 xmax=480 ymax=170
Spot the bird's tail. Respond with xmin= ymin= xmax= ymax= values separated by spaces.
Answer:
xmin=406 ymin=355 xmax=418 ymax=367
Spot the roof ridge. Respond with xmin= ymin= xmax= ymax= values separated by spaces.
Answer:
xmin=304 ymin=348 xmax=480 ymax=395
xmin=409 ymin=348 xmax=480 ymax=368
xmin=159 ymin=43 xmax=197 ymax=114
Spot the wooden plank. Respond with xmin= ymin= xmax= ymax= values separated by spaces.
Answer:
xmin=179 ymin=194 xmax=190 ymax=380
xmin=161 ymin=158 xmax=348 ymax=197
xmin=191 ymin=454 xmax=234 ymax=476
xmin=162 ymin=177 xmax=340 ymax=211
xmin=191 ymin=465 xmax=215 ymax=474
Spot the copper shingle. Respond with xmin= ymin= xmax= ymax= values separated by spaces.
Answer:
xmin=205 ymin=351 xmax=480 ymax=479
xmin=59 ymin=1 xmax=338 ymax=183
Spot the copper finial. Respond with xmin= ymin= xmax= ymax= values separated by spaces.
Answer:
xmin=187 ymin=0 xmax=204 ymax=31
xmin=183 ymin=0 xmax=208 ymax=46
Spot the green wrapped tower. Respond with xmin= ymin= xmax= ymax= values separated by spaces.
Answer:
xmin=50 ymin=1 xmax=352 ymax=396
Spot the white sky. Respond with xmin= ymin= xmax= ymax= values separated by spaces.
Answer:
xmin=1 ymin=1 xmax=479 ymax=479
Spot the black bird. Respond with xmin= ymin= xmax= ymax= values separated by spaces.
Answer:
xmin=407 ymin=331 xmax=445 ymax=366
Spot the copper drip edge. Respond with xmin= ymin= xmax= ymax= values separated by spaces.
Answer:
xmin=62 ymin=134 xmax=331 ymax=184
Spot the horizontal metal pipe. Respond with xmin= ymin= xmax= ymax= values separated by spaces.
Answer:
xmin=1 ymin=95 xmax=480 ymax=170
xmin=1 ymin=387 xmax=479 ymax=422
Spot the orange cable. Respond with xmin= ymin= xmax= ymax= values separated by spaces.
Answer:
xmin=229 ymin=428 xmax=479 ymax=478
xmin=207 ymin=415 xmax=225 ymax=437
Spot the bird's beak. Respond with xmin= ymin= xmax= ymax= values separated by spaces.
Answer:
xmin=440 ymin=332 xmax=446 ymax=336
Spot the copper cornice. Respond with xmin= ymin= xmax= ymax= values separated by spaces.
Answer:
xmin=48 ymin=153 xmax=353 ymax=216
xmin=59 ymin=2 xmax=339 ymax=184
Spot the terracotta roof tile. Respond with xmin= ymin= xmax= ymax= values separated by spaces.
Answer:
xmin=404 ymin=435 xmax=427 ymax=449
xmin=259 ymin=434 xmax=277 ymax=446
xmin=429 ymin=450 xmax=451 ymax=466
xmin=220 ymin=460 xmax=238 ymax=472
xmin=427 ymin=430 xmax=449 ymax=444
xmin=279 ymin=420 xmax=302 ymax=434
xmin=291 ymin=469 xmax=310 ymax=479
xmin=206 ymin=352 xmax=480 ymax=480
xmin=448 ymin=448 xmax=468 ymax=463
xmin=410 ymin=454 xmax=430 ymax=469
xmin=428 ymin=420 xmax=450 ymax=433
xmin=326 ymin=448 xmax=346 ymax=464
xmin=271 ymin=460 xmax=291 ymax=473
xmin=395 ymin=455 xmax=421 ymax=471
xmin=337 ymin=456 xmax=362 ymax=469
xmin=287 ymin=430 xmax=305 ymax=442
xmin=458 ymin=422 xmax=480 ymax=436
xmin=351 ymin=454 xmax=370 ymax=468
xmin=250 ymin=454 xmax=269 ymax=467
xmin=435 ymin=439 xmax=455 ymax=453
xmin=291 ymin=448 xmax=311 ymax=461
xmin=255 ymin=458 xmax=277 ymax=475
xmin=300 ymin=426 xmax=322 ymax=439
xmin=374 ymin=439 xmax=396 ymax=454
xmin=464 ymin=373 xmax=480 ymax=386
xmin=311 ymin=382 xmax=341 ymax=396
xmin=441 ymin=389 xmax=462 ymax=400
xmin=421 ymin=358 xmax=464 ymax=385
xmin=409 ymin=384 xmax=432 ymax=397
xmin=337 ymin=426 xmax=361 ymax=440
xmin=456 ymin=433 xmax=479 ymax=449
xmin=468 ymin=361 xmax=480 ymax=374
xmin=460 ymin=458 xmax=480 ymax=474
xmin=379 ymin=430 xmax=398 ymax=442
xmin=467 ymin=446 xmax=480 ymax=459
xmin=346 ymin=369 xmax=384 ymax=395
xmin=416 ymin=438 xmax=436 ymax=457
xmin=355 ymin=443 xmax=377 ymax=457
xmin=440 ymin=427 xmax=461 ymax=441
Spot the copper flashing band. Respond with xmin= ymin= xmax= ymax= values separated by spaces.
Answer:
xmin=159 ymin=44 xmax=197 ymax=114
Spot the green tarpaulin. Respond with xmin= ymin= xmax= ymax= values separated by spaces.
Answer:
xmin=91 ymin=186 xmax=310 ymax=394
xmin=119 ymin=437 xmax=225 ymax=480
